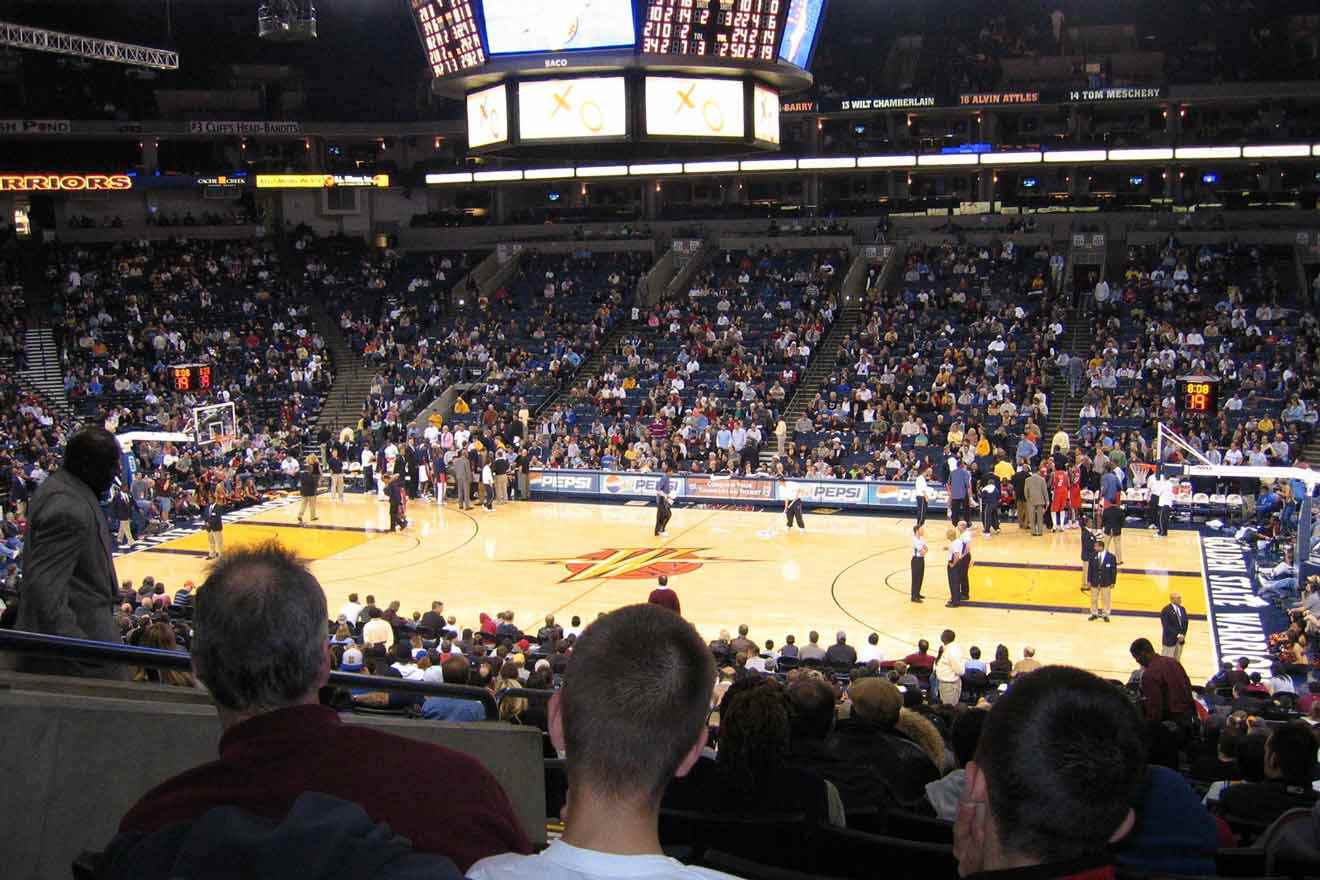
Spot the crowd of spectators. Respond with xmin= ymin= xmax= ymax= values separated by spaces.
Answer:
xmin=31 ymin=566 xmax=1320 ymax=878
xmin=514 ymin=247 xmax=840 ymax=474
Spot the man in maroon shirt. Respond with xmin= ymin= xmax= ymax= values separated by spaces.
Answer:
xmin=1129 ymin=637 xmax=1195 ymax=729
xmin=115 ymin=541 xmax=530 ymax=871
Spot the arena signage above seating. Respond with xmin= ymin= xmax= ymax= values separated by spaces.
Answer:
xmin=253 ymin=173 xmax=390 ymax=189
xmin=0 ymin=173 xmax=133 ymax=192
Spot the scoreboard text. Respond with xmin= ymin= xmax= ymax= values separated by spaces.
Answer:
xmin=412 ymin=0 xmax=486 ymax=78
xmin=172 ymin=364 xmax=213 ymax=393
xmin=642 ymin=0 xmax=784 ymax=61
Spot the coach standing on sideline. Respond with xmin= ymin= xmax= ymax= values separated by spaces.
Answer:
xmin=451 ymin=445 xmax=473 ymax=510
xmin=1024 ymin=466 xmax=1048 ymax=536
xmin=654 ymin=464 xmax=675 ymax=537
xmin=1160 ymin=593 xmax=1189 ymax=660
xmin=11 ymin=426 xmax=124 ymax=677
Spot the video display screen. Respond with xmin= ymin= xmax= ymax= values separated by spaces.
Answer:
xmin=641 ymin=0 xmax=784 ymax=61
xmin=645 ymin=76 xmax=745 ymax=137
xmin=778 ymin=0 xmax=824 ymax=68
xmin=484 ymin=0 xmax=637 ymax=55
xmin=466 ymin=84 xmax=510 ymax=147
xmin=410 ymin=0 xmax=486 ymax=78
xmin=752 ymin=82 xmax=780 ymax=143
xmin=517 ymin=76 xmax=628 ymax=140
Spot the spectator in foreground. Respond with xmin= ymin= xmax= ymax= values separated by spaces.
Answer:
xmin=12 ymin=425 xmax=124 ymax=677
xmin=1213 ymin=721 xmax=1319 ymax=826
xmin=467 ymin=603 xmax=736 ymax=879
xmin=953 ymin=666 xmax=1146 ymax=880
xmin=109 ymin=540 xmax=530 ymax=872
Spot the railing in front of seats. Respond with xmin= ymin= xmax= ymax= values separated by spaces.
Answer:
xmin=0 ymin=628 xmax=500 ymax=720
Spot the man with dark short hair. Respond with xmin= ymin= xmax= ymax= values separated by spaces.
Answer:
xmin=954 ymin=666 xmax=1146 ymax=879
xmin=729 ymin=624 xmax=755 ymax=655
xmin=467 ymin=603 xmax=731 ymax=880
xmin=1129 ymin=637 xmax=1194 ymax=734
xmin=111 ymin=540 xmax=529 ymax=871
xmin=799 ymin=630 xmax=826 ymax=662
xmin=13 ymin=425 xmax=123 ymax=677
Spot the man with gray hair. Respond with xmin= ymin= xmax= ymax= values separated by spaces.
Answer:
xmin=113 ymin=540 xmax=529 ymax=871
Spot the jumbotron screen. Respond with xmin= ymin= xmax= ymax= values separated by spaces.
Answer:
xmin=409 ymin=0 xmax=827 ymax=78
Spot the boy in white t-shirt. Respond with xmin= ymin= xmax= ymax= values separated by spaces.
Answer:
xmin=467 ymin=604 xmax=739 ymax=880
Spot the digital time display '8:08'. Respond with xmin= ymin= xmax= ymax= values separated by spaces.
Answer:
xmin=1183 ymin=381 xmax=1217 ymax=413
xmin=642 ymin=0 xmax=784 ymax=61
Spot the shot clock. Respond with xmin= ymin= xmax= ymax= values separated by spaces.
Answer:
xmin=1181 ymin=378 xmax=1218 ymax=414
xmin=171 ymin=364 xmax=213 ymax=393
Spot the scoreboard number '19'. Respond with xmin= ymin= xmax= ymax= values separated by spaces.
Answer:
xmin=1182 ymin=380 xmax=1218 ymax=414
xmin=172 ymin=364 xmax=213 ymax=393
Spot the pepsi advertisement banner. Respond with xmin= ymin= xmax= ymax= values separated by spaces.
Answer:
xmin=528 ymin=469 xmax=949 ymax=512
xmin=599 ymin=472 xmax=687 ymax=498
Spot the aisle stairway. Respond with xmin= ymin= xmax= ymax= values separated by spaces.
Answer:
xmin=532 ymin=320 xmax=631 ymax=419
xmin=308 ymin=302 xmax=373 ymax=436
xmin=759 ymin=303 xmax=863 ymax=467
xmin=1045 ymin=308 xmax=1090 ymax=441
xmin=18 ymin=327 xmax=72 ymax=419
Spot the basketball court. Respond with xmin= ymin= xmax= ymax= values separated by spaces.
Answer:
xmin=114 ymin=493 xmax=1213 ymax=682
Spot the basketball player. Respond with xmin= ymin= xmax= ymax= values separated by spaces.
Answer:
xmin=780 ymin=477 xmax=805 ymax=531
xmin=654 ymin=464 xmax=675 ymax=537
xmin=911 ymin=524 xmax=927 ymax=603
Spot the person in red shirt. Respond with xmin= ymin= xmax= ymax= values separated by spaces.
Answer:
xmin=903 ymin=639 xmax=936 ymax=672
xmin=114 ymin=541 xmax=530 ymax=871
xmin=1130 ymin=637 xmax=1195 ymax=731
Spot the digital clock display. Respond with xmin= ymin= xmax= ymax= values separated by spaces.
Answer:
xmin=172 ymin=365 xmax=213 ymax=393
xmin=642 ymin=0 xmax=785 ymax=62
xmin=1182 ymin=380 xmax=1218 ymax=414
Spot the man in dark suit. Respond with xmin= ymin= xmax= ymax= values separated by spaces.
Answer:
xmin=13 ymin=426 xmax=124 ymax=677
xmin=1087 ymin=538 xmax=1117 ymax=622
xmin=1160 ymin=593 xmax=1189 ymax=661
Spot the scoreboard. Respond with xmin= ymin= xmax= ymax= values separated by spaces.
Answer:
xmin=171 ymin=364 xmax=213 ymax=393
xmin=641 ymin=0 xmax=785 ymax=62
xmin=1181 ymin=379 xmax=1219 ymax=415
xmin=410 ymin=0 xmax=486 ymax=79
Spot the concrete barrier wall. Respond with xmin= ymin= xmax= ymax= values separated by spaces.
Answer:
xmin=0 ymin=689 xmax=546 ymax=880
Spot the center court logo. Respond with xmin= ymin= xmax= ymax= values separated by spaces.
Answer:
xmin=512 ymin=547 xmax=758 ymax=583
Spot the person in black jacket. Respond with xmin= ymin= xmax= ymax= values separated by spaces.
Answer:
xmin=297 ymin=456 xmax=321 ymax=524
xmin=386 ymin=475 xmax=408 ymax=532
xmin=112 ymin=484 xmax=135 ymax=546
xmin=204 ymin=499 xmax=224 ymax=560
